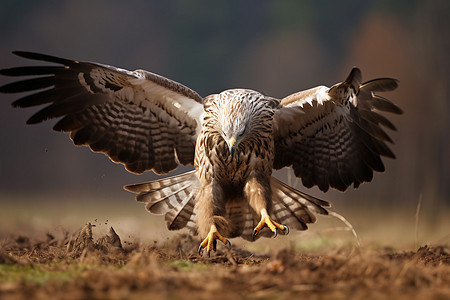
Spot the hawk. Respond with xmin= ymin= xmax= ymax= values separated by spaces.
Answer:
xmin=0 ymin=51 xmax=401 ymax=256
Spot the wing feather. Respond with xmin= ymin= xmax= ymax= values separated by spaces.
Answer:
xmin=0 ymin=51 xmax=204 ymax=174
xmin=274 ymin=68 xmax=401 ymax=192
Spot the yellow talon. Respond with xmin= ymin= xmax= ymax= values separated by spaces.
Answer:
xmin=198 ymin=225 xmax=231 ymax=257
xmin=252 ymin=208 xmax=289 ymax=240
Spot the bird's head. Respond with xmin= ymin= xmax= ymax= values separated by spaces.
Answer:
xmin=220 ymin=113 xmax=247 ymax=156
xmin=214 ymin=89 xmax=277 ymax=156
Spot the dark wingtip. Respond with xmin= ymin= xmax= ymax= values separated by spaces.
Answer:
xmin=350 ymin=67 xmax=362 ymax=77
xmin=361 ymin=77 xmax=399 ymax=93
xmin=0 ymin=68 xmax=12 ymax=76
xmin=393 ymin=78 xmax=400 ymax=87
xmin=382 ymin=78 xmax=400 ymax=92
xmin=12 ymin=50 xmax=27 ymax=56
xmin=11 ymin=51 xmax=74 ymax=65
xmin=11 ymin=99 xmax=22 ymax=108
xmin=11 ymin=51 xmax=43 ymax=59
xmin=25 ymin=116 xmax=42 ymax=125
xmin=347 ymin=67 xmax=362 ymax=83
xmin=343 ymin=67 xmax=362 ymax=92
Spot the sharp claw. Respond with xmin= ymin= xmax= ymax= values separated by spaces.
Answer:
xmin=273 ymin=228 xmax=278 ymax=238
xmin=198 ymin=225 xmax=229 ymax=257
xmin=252 ymin=229 xmax=257 ymax=241
xmin=283 ymin=225 xmax=289 ymax=235
xmin=226 ymin=240 xmax=232 ymax=249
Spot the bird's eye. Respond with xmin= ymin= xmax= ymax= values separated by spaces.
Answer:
xmin=237 ymin=126 xmax=246 ymax=137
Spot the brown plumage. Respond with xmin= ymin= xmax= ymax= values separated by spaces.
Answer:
xmin=0 ymin=52 xmax=402 ymax=255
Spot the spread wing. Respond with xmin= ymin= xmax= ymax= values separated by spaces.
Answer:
xmin=273 ymin=68 xmax=402 ymax=192
xmin=0 ymin=51 xmax=204 ymax=174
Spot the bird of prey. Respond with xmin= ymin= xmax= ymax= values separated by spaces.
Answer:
xmin=0 ymin=51 xmax=401 ymax=256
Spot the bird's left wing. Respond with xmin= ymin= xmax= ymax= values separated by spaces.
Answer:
xmin=273 ymin=68 xmax=402 ymax=192
xmin=0 ymin=51 xmax=204 ymax=174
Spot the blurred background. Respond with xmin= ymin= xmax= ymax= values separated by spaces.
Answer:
xmin=0 ymin=0 xmax=448 ymax=249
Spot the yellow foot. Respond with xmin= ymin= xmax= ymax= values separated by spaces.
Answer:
xmin=252 ymin=208 xmax=289 ymax=240
xmin=198 ymin=225 xmax=231 ymax=257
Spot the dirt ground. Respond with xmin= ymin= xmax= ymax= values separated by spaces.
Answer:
xmin=0 ymin=223 xmax=448 ymax=300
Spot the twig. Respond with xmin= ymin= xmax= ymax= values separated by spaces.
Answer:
xmin=415 ymin=193 xmax=423 ymax=250
xmin=287 ymin=169 xmax=292 ymax=186
xmin=328 ymin=211 xmax=361 ymax=247
xmin=287 ymin=169 xmax=300 ymax=189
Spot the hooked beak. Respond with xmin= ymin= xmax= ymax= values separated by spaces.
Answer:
xmin=228 ymin=136 xmax=237 ymax=156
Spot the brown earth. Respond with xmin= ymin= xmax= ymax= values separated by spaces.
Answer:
xmin=0 ymin=224 xmax=449 ymax=300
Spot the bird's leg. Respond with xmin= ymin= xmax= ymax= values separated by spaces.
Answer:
xmin=198 ymin=224 xmax=231 ymax=257
xmin=244 ymin=176 xmax=289 ymax=240
xmin=195 ymin=181 xmax=231 ymax=256
xmin=252 ymin=208 xmax=289 ymax=239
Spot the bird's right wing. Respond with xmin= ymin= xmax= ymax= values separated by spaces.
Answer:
xmin=273 ymin=68 xmax=402 ymax=192
xmin=0 ymin=51 xmax=204 ymax=174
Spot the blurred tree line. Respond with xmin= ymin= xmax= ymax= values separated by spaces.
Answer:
xmin=0 ymin=0 xmax=448 ymax=217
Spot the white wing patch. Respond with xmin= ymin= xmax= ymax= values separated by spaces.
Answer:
xmin=282 ymin=85 xmax=330 ymax=108
xmin=128 ymin=77 xmax=203 ymax=132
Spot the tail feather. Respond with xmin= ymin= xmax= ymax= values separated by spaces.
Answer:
xmin=124 ymin=170 xmax=199 ymax=233
xmin=125 ymin=172 xmax=330 ymax=241
xmin=140 ymin=182 xmax=195 ymax=214
xmin=165 ymin=189 xmax=197 ymax=231
xmin=270 ymin=176 xmax=330 ymax=231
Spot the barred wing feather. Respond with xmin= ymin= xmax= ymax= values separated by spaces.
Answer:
xmin=273 ymin=68 xmax=402 ymax=192
xmin=0 ymin=51 xmax=204 ymax=174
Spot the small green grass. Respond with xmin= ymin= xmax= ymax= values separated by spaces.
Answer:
xmin=293 ymin=237 xmax=334 ymax=252
xmin=0 ymin=264 xmax=75 ymax=285
xmin=0 ymin=262 xmax=125 ymax=286
xmin=168 ymin=260 xmax=209 ymax=271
